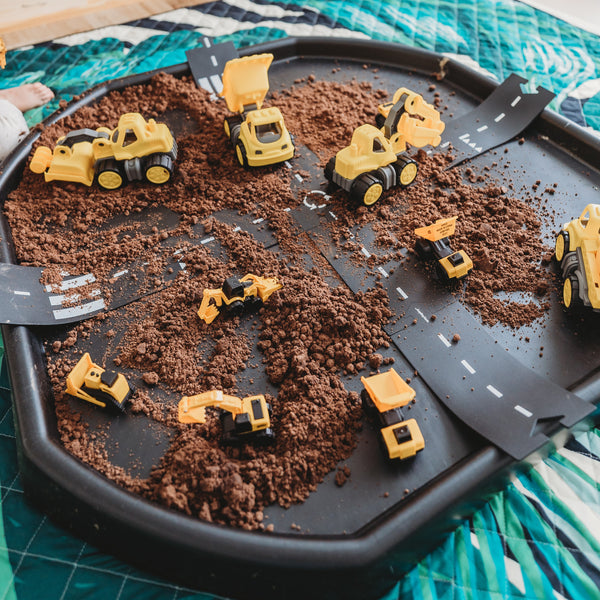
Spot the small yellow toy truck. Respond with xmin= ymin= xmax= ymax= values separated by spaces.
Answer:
xmin=65 ymin=352 xmax=133 ymax=411
xmin=324 ymin=88 xmax=444 ymax=206
xmin=197 ymin=274 xmax=282 ymax=324
xmin=220 ymin=53 xmax=294 ymax=167
xmin=414 ymin=216 xmax=473 ymax=282
xmin=178 ymin=390 xmax=274 ymax=444
xmin=30 ymin=112 xmax=177 ymax=189
xmin=555 ymin=203 xmax=600 ymax=311
xmin=360 ymin=368 xmax=424 ymax=461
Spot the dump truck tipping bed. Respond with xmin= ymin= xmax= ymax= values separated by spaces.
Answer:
xmin=360 ymin=368 xmax=415 ymax=412
xmin=220 ymin=53 xmax=273 ymax=113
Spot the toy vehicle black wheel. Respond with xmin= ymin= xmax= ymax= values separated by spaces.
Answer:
xmin=244 ymin=296 xmax=263 ymax=313
xmin=555 ymin=230 xmax=570 ymax=262
xmin=395 ymin=156 xmax=418 ymax=187
xmin=97 ymin=159 xmax=124 ymax=190
xmin=435 ymin=261 xmax=451 ymax=284
xmin=235 ymin=141 xmax=249 ymax=168
xmin=351 ymin=174 xmax=384 ymax=206
xmin=361 ymin=389 xmax=377 ymax=417
xmin=324 ymin=157 xmax=336 ymax=182
xmin=563 ymin=275 xmax=582 ymax=309
xmin=224 ymin=116 xmax=242 ymax=144
xmin=145 ymin=154 xmax=173 ymax=185
xmin=225 ymin=299 xmax=244 ymax=318
xmin=414 ymin=237 xmax=433 ymax=260
xmin=375 ymin=113 xmax=386 ymax=129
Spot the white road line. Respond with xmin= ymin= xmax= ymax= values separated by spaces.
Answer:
xmin=178 ymin=262 xmax=186 ymax=270
xmin=361 ymin=247 xmax=371 ymax=258
xmin=494 ymin=112 xmax=506 ymax=122
xmin=437 ymin=333 xmax=451 ymax=347
xmin=294 ymin=173 xmax=303 ymax=183
xmin=204 ymin=37 xmax=211 ymax=48
xmin=511 ymin=96 xmax=521 ymax=107
xmin=415 ymin=308 xmax=429 ymax=323
xmin=45 ymin=273 xmax=96 ymax=293
xmin=461 ymin=359 xmax=476 ymax=374
xmin=14 ymin=291 xmax=30 ymax=296
xmin=173 ymin=249 xmax=183 ymax=255
xmin=284 ymin=161 xmax=292 ymax=169
xmin=377 ymin=266 xmax=389 ymax=278
xmin=252 ymin=217 xmax=264 ymax=224
xmin=200 ymin=236 xmax=215 ymax=244
xmin=487 ymin=385 xmax=503 ymax=398
xmin=440 ymin=141 xmax=450 ymax=148
xmin=396 ymin=287 xmax=408 ymax=299
xmin=477 ymin=125 xmax=488 ymax=132
xmin=112 ymin=269 xmax=128 ymax=278
xmin=209 ymin=74 xmax=223 ymax=94
xmin=514 ymin=405 xmax=532 ymax=418
xmin=53 ymin=299 xmax=106 ymax=320
xmin=459 ymin=133 xmax=470 ymax=141
xmin=233 ymin=226 xmax=241 ymax=232
xmin=198 ymin=76 xmax=211 ymax=93
xmin=328 ymin=211 xmax=337 ymax=220
xmin=210 ymin=55 xmax=217 ymax=67
xmin=48 ymin=289 xmax=101 ymax=306
xmin=283 ymin=207 xmax=291 ymax=212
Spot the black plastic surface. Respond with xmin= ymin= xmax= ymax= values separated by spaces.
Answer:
xmin=1 ymin=38 xmax=600 ymax=600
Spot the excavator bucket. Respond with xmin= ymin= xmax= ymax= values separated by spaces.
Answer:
xmin=414 ymin=216 xmax=458 ymax=242
xmin=31 ymin=141 xmax=96 ymax=186
xmin=360 ymin=368 xmax=415 ymax=412
xmin=220 ymin=53 xmax=273 ymax=114
xmin=197 ymin=290 xmax=223 ymax=324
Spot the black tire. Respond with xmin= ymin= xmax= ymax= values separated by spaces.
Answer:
xmin=435 ymin=261 xmax=451 ymax=284
xmin=96 ymin=159 xmax=124 ymax=190
xmin=414 ymin=237 xmax=433 ymax=260
xmin=555 ymin=230 xmax=570 ymax=263
xmin=224 ymin=299 xmax=244 ymax=318
xmin=375 ymin=113 xmax=386 ymax=129
xmin=563 ymin=274 xmax=582 ymax=310
xmin=324 ymin=157 xmax=336 ymax=182
xmin=224 ymin=116 xmax=242 ymax=144
xmin=144 ymin=154 xmax=173 ymax=185
xmin=394 ymin=156 xmax=418 ymax=188
xmin=361 ymin=389 xmax=377 ymax=417
xmin=350 ymin=173 xmax=384 ymax=206
xmin=244 ymin=296 xmax=263 ymax=313
xmin=235 ymin=141 xmax=248 ymax=168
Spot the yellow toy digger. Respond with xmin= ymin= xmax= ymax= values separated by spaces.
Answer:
xmin=178 ymin=390 xmax=274 ymax=444
xmin=555 ymin=203 xmax=600 ymax=311
xmin=30 ymin=112 xmax=177 ymax=189
xmin=65 ymin=352 xmax=133 ymax=411
xmin=414 ymin=216 xmax=473 ymax=282
xmin=198 ymin=274 xmax=282 ymax=324
xmin=361 ymin=368 xmax=424 ymax=461
xmin=220 ymin=53 xmax=294 ymax=167
xmin=324 ymin=87 xmax=444 ymax=206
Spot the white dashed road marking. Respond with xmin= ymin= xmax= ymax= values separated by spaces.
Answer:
xmin=14 ymin=291 xmax=30 ymax=296
xmin=361 ymin=247 xmax=371 ymax=258
xmin=494 ymin=113 xmax=506 ymax=122
xmin=415 ymin=308 xmax=429 ymax=323
xmin=461 ymin=359 xmax=476 ymax=374
xmin=487 ymin=385 xmax=503 ymax=398
xmin=396 ymin=287 xmax=408 ymax=299
xmin=437 ymin=333 xmax=451 ymax=348
xmin=514 ymin=405 xmax=532 ymax=418
xmin=377 ymin=266 xmax=389 ymax=278
xmin=511 ymin=96 xmax=521 ymax=107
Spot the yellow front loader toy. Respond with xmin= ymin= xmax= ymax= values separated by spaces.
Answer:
xmin=178 ymin=390 xmax=274 ymax=444
xmin=361 ymin=368 xmax=424 ymax=461
xmin=198 ymin=274 xmax=282 ymax=324
xmin=555 ymin=203 xmax=600 ymax=311
xmin=414 ymin=216 xmax=473 ymax=282
xmin=65 ymin=352 xmax=133 ymax=411
xmin=30 ymin=112 xmax=177 ymax=189
xmin=324 ymin=87 xmax=444 ymax=206
xmin=220 ymin=53 xmax=294 ymax=167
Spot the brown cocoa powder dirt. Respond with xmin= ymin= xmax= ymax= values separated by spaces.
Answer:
xmin=4 ymin=71 xmax=553 ymax=530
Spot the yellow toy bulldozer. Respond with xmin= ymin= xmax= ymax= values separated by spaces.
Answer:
xmin=30 ymin=112 xmax=177 ymax=189
xmin=178 ymin=390 xmax=274 ymax=444
xmin=324 ymin=87 xmax=444 ymax=206
xmin=65 ymin=352 xmax=133 ymax=411
xmin=197 ymin=274 xmax=282 ymax=324
xmin=414 ymin=216 xmax=473 ymax=282
xmin=360 ymin=368 xmax=424 ymax=461
xmin=220 ymin=53 xmax=294 ymax=167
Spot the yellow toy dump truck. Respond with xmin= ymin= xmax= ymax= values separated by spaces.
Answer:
xmin=324 ymin=87 xmax=444 ymax=206
xmin=360 ymin=368 xmax=424 ymax=461
xmin=555 ymin=203 xmax=600 ymax=311
xmin=414 ymin=216 xmax=473 ymax=283
xmin=178 ymin=391 xmax=274 ymax=444
xmin=198 ymin=273 xmax=282 ymax=324
xmin=220 ymin=53 xmax=294 ymax=167
xmin=30 ymin=112 xmax=177 ymax=189
xmin=65 ymin=352 xmax=133 ymax=411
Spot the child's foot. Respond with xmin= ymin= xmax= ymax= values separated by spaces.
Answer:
xmin=0 ymin=82 xmax=54 ymax=112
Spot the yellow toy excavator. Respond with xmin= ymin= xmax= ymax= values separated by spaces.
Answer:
xmin=30 ymin=112 xmax=177 ymax=189
xmin=414 ymin=216 xmax=473 ymax=282
xmin=65 ymin=352 xmax=133 ymax=411
xmin=220 ymin=53 xmax=294 ymax=167
xmin=324 ymin=87 xmax=444 ymax=206
xmin=197 ymin=274 xmax=282 ymax=324
xmin=360 ymin=368 xmax=424 ymax=461
xmin=178 ymin=390 xmax=274 ymax=444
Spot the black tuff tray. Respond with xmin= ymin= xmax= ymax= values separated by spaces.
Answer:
xmin=2 ymin=38 xmax=600 ymax=600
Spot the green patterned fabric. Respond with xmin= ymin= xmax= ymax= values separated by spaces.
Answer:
xmin=1 ymin=1 xmax=600 ymax=598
